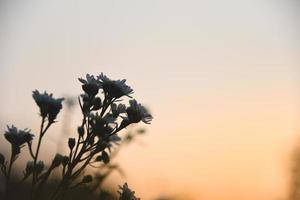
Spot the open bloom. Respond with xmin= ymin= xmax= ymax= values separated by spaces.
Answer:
xmin=111 ymin=103 xmax=126 ymax=117
xmin=125 ymin=99 xmax=153 ymax=124
xmin=97 ymin=73 xmax=133 ymax=99
xmin=4 ymin=125 xmax=34 ymax=155
xmin=89 ymin=113 xmax=115 ymax=138
xmin=32 ymin=90 xmax=64 ymax=123
xmin=118 ymin=183 xmax=140 ymax=200
xmin=78 ymin=74 xmax=100 ymax=97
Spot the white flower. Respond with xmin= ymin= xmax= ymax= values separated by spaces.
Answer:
xmin=111 ymin=103 xmax=127 ymax=117
xmin=126 ymin=99 xmax=153 ymax=124
xmin=97 ymin=73 xmax=133 ymax=99
xmin=4 ymin=125 xmax=34 ymax=155
xmin=5 ymin=125 xmax=34 ymax=146
xmin=32 ymin=90 xmax=64 ymax=123
xmin=78 ymin=74 xmax=100 ymax=96
xmin=78 ymin=74 xmax=98 ymax=85
xmin=89 ymin=113 xmax=115 ymax=137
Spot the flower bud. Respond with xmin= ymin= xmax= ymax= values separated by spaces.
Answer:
xmin=82 ymin=175 xmax=93 ymax=183
xmin=0 ymin=153 xmax=5 ymax=165
xmin=52 ymin=154 xmax=63 ymax=168
xmin=26 ymin=161 xmax=34 ymax=175
xmin=62 ymin=156 xmax=69 ymax=166
xmin=111 ymin=103 xmax=118 ymax=117
xmin=36 ymin=161 xmax=44 ymax=174
xmin=117 ymin=103 xmax=126 ymax=113
xmin=68 ymin=138 xmax=76 ymax=150
xmin=101 ymin=151 xmax=110 ymax=164
xmin=77 ymin=126 xmax=84 ymax=137
xmin=82 ymin=83 xmax=99 ymax=97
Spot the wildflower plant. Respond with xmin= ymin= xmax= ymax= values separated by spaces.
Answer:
xmin=0 ymin=73 xmax=152 ymax=200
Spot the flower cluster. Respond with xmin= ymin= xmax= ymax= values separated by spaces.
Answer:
xmin=25 ymin=160 xmax=44 ymax=176
xmin=98 ymin=73 xmax=134 ymax=99
xmin=32 ymin=90 xmax=64 ymax=123
xmin=78 ymin=74 xmax=100 ymax=97
xmin=78 ymin=73 xmax=152 ymax=148
xmin=126 ymin=99 xmax=153 ymax=124
xmin=79 ymin=73 xmax=134 ymax=100
xmin=4 ymin=125 xmax=34 ymax=155
xmin=0 ymin=72 xmax=150 ymax=200
xmin=118 ymin=183 xmax=140 ymax=200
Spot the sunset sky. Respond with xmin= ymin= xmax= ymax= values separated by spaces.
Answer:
xmin=0 ymin=1 xmax=299 ymax=199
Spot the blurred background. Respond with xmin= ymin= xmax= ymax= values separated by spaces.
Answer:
xmin=0 ymin=0 xmax=299 ymax=199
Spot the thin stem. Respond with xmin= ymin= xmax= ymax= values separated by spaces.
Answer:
xmin=51 ymin=114 xmax=87 ymax=200
xmin=35 ymin=165 xmax=55 ymax=199
xmin=72 ymin=131 xmax=81 ymax=163
xmin=71 ymin=155 xmax=94 ymax=180
xmin=4 ymin=146 xmax=15 ymax=197
xmin=32 ymin=118 xmax=45 ymax=183
xmin=30 ymin=117 xmax=51 ymax=199
xmin=51 ymin=96 xmax=119 ymax=200
xmin=28 ymin=143 xmax=35 ymax=159
xmin=100 ymin=95 xmax=107 ymax=117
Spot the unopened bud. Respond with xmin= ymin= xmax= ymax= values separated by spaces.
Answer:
xmin=62 ymin=156 xmax=69 ymax=166
xmin=52 ymin=154 xmax=63 ymax=168
xmin=36 ymin=161 xmax=44 ymax=174
xmin=26 ymin=161 xmax=34 ymax=175
xmin=77 ymin=126 xmax=84 ymax=137
xmin=68 ymin=138 xmax=76 ymax=150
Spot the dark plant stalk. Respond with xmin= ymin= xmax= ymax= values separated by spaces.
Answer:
xmin=4 ymin=146 xmax=16 ymax=198
xmin=50 ymin=115 xmax=88 ymax=200
xmin=35 ymin=164 xmax=56 ymax=199
xmin=30 ymin=117 xmax=51 ymax=199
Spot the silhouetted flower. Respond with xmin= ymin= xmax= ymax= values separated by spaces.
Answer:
xmin=98 ymin=73 xmax=133 ymax=99
xmin=78 ymin=74 xmax=100 ymax=97
xmin=68 ymin=138 xmax=76 ymax=150
xmin=111 ymin=103 xmax=126 ymax=117
xmin=92 ymin=97 xmax=102 ymax=110
xmin=118 ymin=183 xmax=140 ymax=200
xmin=89 ymin=113 xmax=114 ymax=137
xmin=36 ymin=161 xmax=44 ymax=174
xmin=52 ymin=154 xmax=63 ymax=167
xmin=62 ymin=156 xmax=69 ymax=167
xmin=1 ymin=72 xmax=153 ymax=199
xmin=125 ymin=99 xmax=153 ymax=124
xmin=32 ymin=90 xmax=64 ymax=123
xmin=77 ymin=126 xmax=85 ymax=137
xmin=25 ymin=161 xmax=34 ymax=175
xmin=4 ymin=125 xmax=34 ymax=155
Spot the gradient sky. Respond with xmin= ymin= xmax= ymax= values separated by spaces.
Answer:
xmin=0 ymin=1 xmax=299 ymax=199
